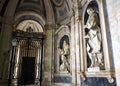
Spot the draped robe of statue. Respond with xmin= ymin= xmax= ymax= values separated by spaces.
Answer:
xmin=84 ymin=8 xmax=104 ymax=68
xmin=59 ymin=40 xmax=70 ymax=73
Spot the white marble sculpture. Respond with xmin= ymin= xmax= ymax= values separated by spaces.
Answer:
xmin=58 ymin=40 xmax=70 ymax=73
xmin=84 ymin=7 xmax=104 ymax=69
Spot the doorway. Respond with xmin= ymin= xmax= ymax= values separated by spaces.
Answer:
xmin=10 ymin=26 xmax=45 ymax=86
xmin=20 ymin=57 xmax=35 ymax=85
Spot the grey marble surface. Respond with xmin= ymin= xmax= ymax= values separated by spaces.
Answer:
xmin=82 ymin=77 xmax=116 ymax=86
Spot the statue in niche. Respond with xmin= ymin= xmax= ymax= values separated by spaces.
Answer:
xmin=84 ymin=7 xmax=104 ymax=69
xmin=58 ymin=40 xmax=70 ymax=73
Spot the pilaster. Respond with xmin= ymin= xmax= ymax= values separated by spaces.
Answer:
xmin=0 ymin=17 xmax=13 ymax=85
xmin=42 ymin=24 xmax=54 ymax=86
xmin=0 ymin=0 xmax=19 ymax=85
xmin=70 ymin=1 xmax=82 ymax=85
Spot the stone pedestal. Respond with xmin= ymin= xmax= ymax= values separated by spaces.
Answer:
xmin=88 ymin=67 xmax=100 ymax=73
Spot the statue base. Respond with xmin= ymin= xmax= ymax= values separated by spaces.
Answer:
xmin=59 ymin=71 xmax=69 ymax=74
xmin=88 ymin=67 xmax=100 ymax=72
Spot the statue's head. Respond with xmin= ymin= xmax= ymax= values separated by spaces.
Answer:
xmin=87 ymin=7 xmax=95 ymax=15
xmin=63 ymin=40 xmax=67 ymax=46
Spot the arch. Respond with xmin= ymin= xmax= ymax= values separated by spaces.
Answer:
xmin=55 ymin=25 xmax=70 ymax=35
xmin=82 ymin=0 xmax=99 ymax=25
xmin=44 ymin=0 xmax=55 ymax=24
xmin=59 ymin=35 xmax=69 ymax=49
xmin=16 ymin=20 xmax=44 ymax=32
xmin=84 ymin=2 xmax=99 ymax=23
xmin=51 ymin=0 xmax=64 ymax=7
xmin=14 ymin=11 xmax=46 ymax=28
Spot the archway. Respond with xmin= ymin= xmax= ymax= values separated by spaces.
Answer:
xmin=8 ymin=20 xmax=45 ymax=86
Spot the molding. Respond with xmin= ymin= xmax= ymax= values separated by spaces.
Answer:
xmin=51 ymin=0 xmax=64 ymax=7
xmin=14 ymin=11 xmax=46 ymax=28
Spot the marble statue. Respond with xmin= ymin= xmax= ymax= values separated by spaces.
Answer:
xmin=58 ymin=40 xmax=70 ymax=73
xmin=84 ymin=7 xmax=104 ymax=68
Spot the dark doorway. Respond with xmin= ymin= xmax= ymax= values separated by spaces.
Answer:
xmin=20 ymin=57 xmax=35 ymax=85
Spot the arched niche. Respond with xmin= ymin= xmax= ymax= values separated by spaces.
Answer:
xmin=54 ymin=25 xmax=70 ymax=73
xmin=84 ymin=1 xmax=104 ymax=70
xmin=54 ymin=25 xmax=71 ymax=83
xmin=81 ymin=0 xmax=115 ymax=83
xmin=59 ymin=35 xmax=70 ymax=73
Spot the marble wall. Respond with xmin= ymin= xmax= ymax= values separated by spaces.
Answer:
xmin=105 ymin=0 xmax=120 ymax=86
xmin=82 ymin=77 xmax=116 ymax=86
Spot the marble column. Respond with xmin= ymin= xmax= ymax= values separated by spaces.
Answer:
xmin=70 ymin=16 xmax=77 ymax=85
xmin=0 ymin=21 xmax=14 ymax=86
xmin=74 ymin=17 xmax=81 ymax=85
xmin=0 ymin=0 xmax=19 ymax=85
xmin=12 ymin=45 xmax=20 ymax=86
xmin=35 ymin=48 xmax=41 ymax=85
xmin=0 ymin=22 xmax=12 ymax=79
xmin=70 ymin=2 xmax=82 ymax=85
xmin=70 ymin=17 xmax=82 ymax=85
xmin=42 ymin=24 xmax=54 ymax=86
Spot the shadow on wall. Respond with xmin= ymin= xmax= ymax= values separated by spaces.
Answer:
xmin=82 ymin=77 xmax=116 ymax=86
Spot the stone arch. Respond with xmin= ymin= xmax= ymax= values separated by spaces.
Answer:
xmin=44 ymin=0 xmax=55 ymax=24
xmin=59 ymin=35 xmax=69 ymax=49
xmin=82 ymin=0 xmax=99 ymax=25
xmin=14 ymin=11 xmax=46 ymax=29
xmin=16 ymin=20 xmax=44 ymax=32
xmin=84 ymin=1 xmax=99 ymax=24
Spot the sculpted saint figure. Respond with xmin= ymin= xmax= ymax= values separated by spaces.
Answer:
xmin=59 ymin=40 xmax=70 ymax=72
xmin=84 ymin=7 xmax=104 ymax=68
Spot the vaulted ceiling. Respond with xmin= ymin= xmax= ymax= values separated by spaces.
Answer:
xmin=0 ymin=0 xmax=73 ymax=25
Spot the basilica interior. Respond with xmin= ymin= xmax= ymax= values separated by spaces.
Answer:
xmin=0 ymin=0 xmax=120 ymax=86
